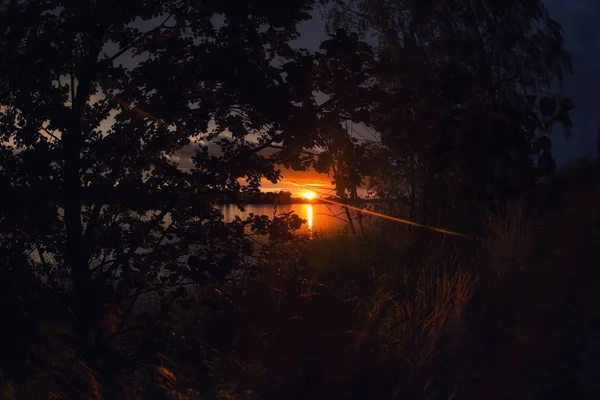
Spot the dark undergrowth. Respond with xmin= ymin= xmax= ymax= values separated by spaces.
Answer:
xmin=2 ymin=160 xmax=600 ymax=400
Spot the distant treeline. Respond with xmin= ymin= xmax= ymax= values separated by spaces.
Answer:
xmin=237 ymin=191 xmax=324 ymax=204
xmin=216 ymin=190 xmax=384 ymax=205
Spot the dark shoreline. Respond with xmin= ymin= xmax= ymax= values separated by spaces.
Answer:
xmin=218 ymin=198 xmax=384 ymax=206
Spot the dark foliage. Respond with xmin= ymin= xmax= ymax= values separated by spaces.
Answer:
xmin=0 ymin=0 xmax=314 ymax=384
xmin=1 ymin=0 xmax=597 ymax=399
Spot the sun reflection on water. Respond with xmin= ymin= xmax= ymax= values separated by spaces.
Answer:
xmin=306 ymin=204 xmax=313 ymax=230
xmin=220 ymin=203 xmax=346 ymax=234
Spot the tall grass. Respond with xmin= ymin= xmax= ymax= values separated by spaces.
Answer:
xmin=4 ymin=162 xmax=600 ymax=399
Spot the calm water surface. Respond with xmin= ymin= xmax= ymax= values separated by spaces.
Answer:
xmin=219 ymin=203 xmax=353 ymax=235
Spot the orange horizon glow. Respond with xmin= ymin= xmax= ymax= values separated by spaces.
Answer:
xmin=256 ymin=169 xmax=334 ymax=197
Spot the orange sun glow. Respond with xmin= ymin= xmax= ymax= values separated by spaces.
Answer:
xmin=302 ymin=190 xmax=317 ymax=200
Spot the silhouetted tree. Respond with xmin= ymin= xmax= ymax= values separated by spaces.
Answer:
xmin=273 ymin=28 xmax=378 ymax=234
xmin=0 ymin=0 xmax=312 ymax=361
xmin=319 ymin=0 xmax=574 ymax=228
xmin=278 ymin=190 xmax=293 ymax=202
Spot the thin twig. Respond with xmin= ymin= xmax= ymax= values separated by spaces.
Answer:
xmin=108 ymin=14 xmax=174 ymax=62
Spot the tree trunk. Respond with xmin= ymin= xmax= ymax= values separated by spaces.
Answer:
xmin=62 ymin=26 xmax=105 ymax=361
xmin=350 ymin=184 xmax=365 ymax=237
xmin=63 ymin=119 xmax=95 ymax=349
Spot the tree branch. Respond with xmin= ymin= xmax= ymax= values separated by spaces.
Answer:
xmin=97 ymin=206 xmax=174 ymax=279
xmin=267 ymin=144 xmax=321 ymax=157
xmin=330 ymin=0 xmax=384 ymax=35
xmin=83 ymin=121 xmax=158 ymax=243
xmin=40 ymin=126 xmax=61 ymax=142
xmin=107 ymin=14 xmax=173 ymax=62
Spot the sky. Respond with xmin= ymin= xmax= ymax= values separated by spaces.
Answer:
xmin=114 ymin=3 xmax=600 ymax=197
xmin=171 ymin=14 xmax=335 ymax=197
xmin=260 ymin=1 xmax=600 ymax=195
xmin=5 ymin=3 xmax=597 ymax=198
xmin=257 ymin=16 xmax=330 ymax=195
xmin=544 ymin=0 xmax=600 ymax=165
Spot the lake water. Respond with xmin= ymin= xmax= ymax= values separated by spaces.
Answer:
xmin=219 ymin=203 xmax=354 ymax=235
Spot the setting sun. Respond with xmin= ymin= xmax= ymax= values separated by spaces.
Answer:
xmin=302 ymin=190 xmax=317 ymax=200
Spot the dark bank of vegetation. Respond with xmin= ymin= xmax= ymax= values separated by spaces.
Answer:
xmin=220 ymin=190 xmax=378 ymax=205
xmin=1 ymin=0 xmax=598 ymax=399
xmin=220 ymin=190 xmax=326 ymax=205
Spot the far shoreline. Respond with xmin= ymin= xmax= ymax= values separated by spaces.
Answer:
xmin=219 ymin=198 xmax=381 ymax=206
